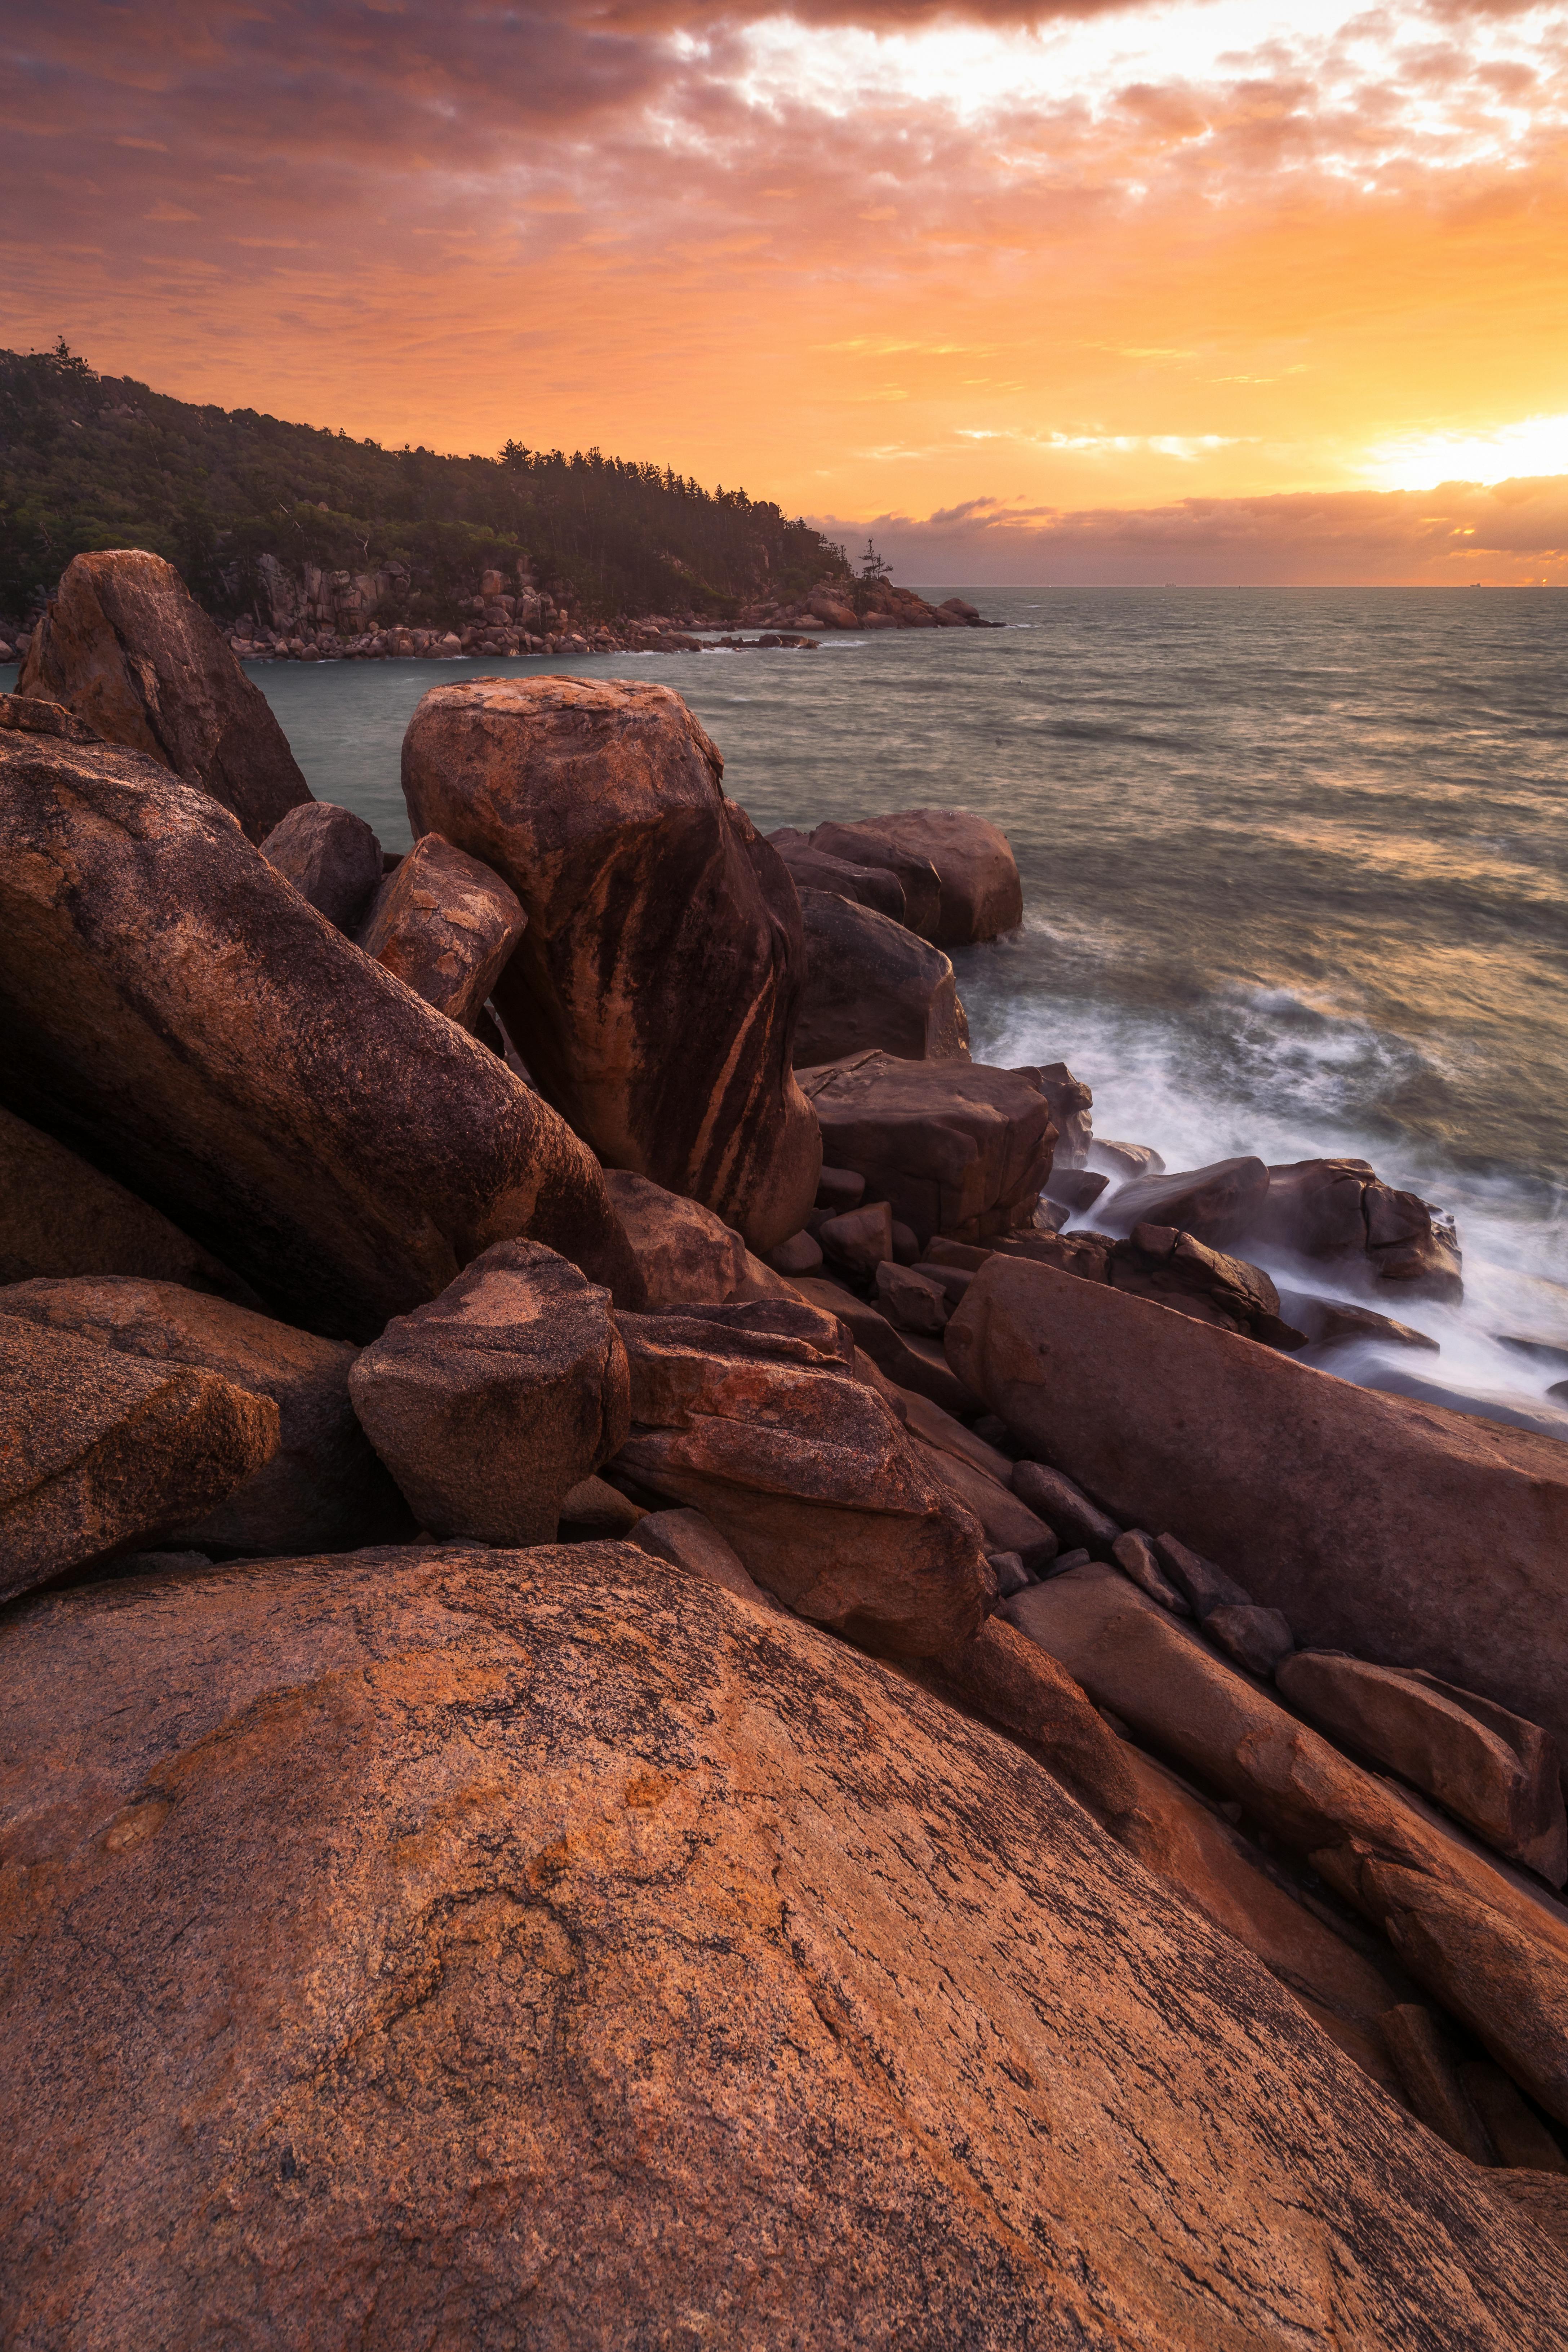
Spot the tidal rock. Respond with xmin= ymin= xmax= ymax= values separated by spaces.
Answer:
xmin=18 ymin=549 xmax=311 ymax=841
xmin=1254 ymin=1158 xmax=1463 ymax=1298
xmin=1091 ymin=1139 xmax=1165 ymax=1179
xmin=0 ymin=732 xmax=640 ymax=1339
xmin=794 ymin=889 xmax=969 ymax=1066
xmin=611 ymin=1301 xmax=993 ymax=1654
xmin=3 ymin=1545 xmax=1563 ymax=2346
xmin=602 ymin=1169 xmax=786 ymax=1309
xmin=261 ymin=800 xmax=383 ymax=933
xmin=403 ymin=677 xmax=819 ymax=1251
xmin=0 ymin=1315 xmax=278 ymax=1602
xmin=358 ymin=833 xmax=527 ymax=1031
xmin=1277 ymin=1288 xmax=1440 ymax=1353
xmin=948 ymin=1255 xmax=1568 ymax=1761
xmin=1030 ymin=1062 xmax=1094 ymax=1168
xmin=797 ymin=1049 xmax=1054 ymax=1248
xmin=349 ymin=1242 xmax=630 ymax=1543
xmin=0 ymin=1103 xmax=253 ymax=1300
xmin=1004 ymin=1563 xmax=1568 ymax=2125
xmin=766 ymin=827 xmax=906 ymax=922
xmin=810 ymin=809 xmax=1021 ymax=945
xmin=0 ymin=1276 xmax=410 ymax=1557
xmin=1045 ymin=1166 xmax=1108 ymax=1213
xmin=627 ymin=1504 xmax=772 ymax=1604
xmin=1103 ymin=1155 xmax=1272 ymax=1252
xmin=1277 ymin=1651 xmax=1568 ymax=1883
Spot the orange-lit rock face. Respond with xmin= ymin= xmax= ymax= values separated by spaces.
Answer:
xmin=403 ymin=676 xmax=821 ymax=1251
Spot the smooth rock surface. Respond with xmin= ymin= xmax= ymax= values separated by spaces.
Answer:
xmin=0 ymin=732 xmax=640 ymax=1340
xmin=807 ymin=818 xmax=942 ymax=937
xmin=794 ymin=888 xmax=969 ymax=1066
xmin=349 ymin=1242 xmax=630 ymax=1543
xmin=1012 ymin=1459 xmax=1121 ymax=1556
xmin=0 ymin=1277 xmax=410 ymax=1557
xmin=403 ymin=677 xmax=819 ymax=1250
xmin=1277 ymin=1651 xmax=1568 ymax=1883
xmin=812 ymin=809 xmax=1022 ymax=945
xmin=612 ymin=1301 xmax=993 ymax=1655
xmin=798 ymin=1050 xmax=1054 ymax=1248
xmin=4 ymin=1547 xmax=1565 ymax=2346
xmin=261 ymin=801 xmax=383 ymax=934
xmin=18 ymin=549 xmax=311 ymax=841
xmin=1104 ymin=1155 xmax=1272 ymax=1252
xmin=1254 ymin=1158 xmax=1463 ymax=1298
xmin=765 ymin=826 xmax=906 ymax=922
xmin=0 ymin=1315 xmax=278 ymax=1602
xmin=357 ymin=832 xmax=527 ymax=1031
xmin=789 ymin=1274 xmax=979 ymax=1416
xmin=948 ymin=1255 xmax=1568 ymax=1760
xmin=626 ymin=1504 xmax=772 ymax=1604
xmin=0 ymin=1102 xmax=253 ymax=1300
xmin=601 ymin=1169 xmax=787 ymax=1309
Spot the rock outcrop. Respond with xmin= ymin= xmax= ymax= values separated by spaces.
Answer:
xmin=0 ymin=730 xmax=641 ymax=1339
xmin=610 ymin=1300 xmax=993 ymax=1654
xmin=946 ymin=1255 xmax=1568 ymax=1758
xmin=3 ymin=1544 xmax=1562 ymax=2347
xmin=18 ymin=549 xmax=312 ymax=842
xmin=794 ymin=888 xmax=970 ymax=1066
xmin=0 ymin=1102 xmax=254 ymax=1301
xmin=0 ymin=1275 xmax=410 ymax=1558
xmin=357 ymin=833 xmax=527 ymax=1031
xmin=809 ymin=809 xmax=1022 ymax=944
xmin=0 ymin=1315 xmax=278 ymax=1602
xmin=349 ymin=1242 xmax=630 ymax=1543
xmin=797 ymin=1051 xmax=1055 ymax=1247
xmin=402 ymin=677 xmax=819 ymax=1251
xmin=261 ymin=800 xmax=384 ymax=934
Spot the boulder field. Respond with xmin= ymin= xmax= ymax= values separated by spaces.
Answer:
xmin=4 ymin=546 xmax=1568 ymax=2342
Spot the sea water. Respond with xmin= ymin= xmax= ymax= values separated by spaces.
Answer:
xmin=8 ymin=584 xmax=1564 ymax=1412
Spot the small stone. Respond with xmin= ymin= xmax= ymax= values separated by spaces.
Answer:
xmin=1152 ymin=1531 xmax=1254 ymax=1617
xmin=890 ymin=1221 xmax=920 ymax=1265
xmin=769 ymin=1230 xmax=824 ymax=1277
xmin=1204 ymin=1603 xmax=1294 ymax=1678
xmin=818 ymin=1201 xmax=894 ymax=1277
xmin=1011 ymin=1461 xmax=1120 ymax=1556
xmin=874 ymin=1260 xmax=949 ymax=1336
xmin=816 ymin=1165 xmax=866 ymax=1214
xmin=988 ymin=1550 xmax=1032 ymax=1598
xmin=558 ymin=1475 xmax=645 ymax=1537
xmin=1111 ymin=1530 xmax=1190 ymax=1614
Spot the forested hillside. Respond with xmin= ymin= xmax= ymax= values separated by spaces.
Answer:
xmin=0 ymin=342 xmax=847 ymax=628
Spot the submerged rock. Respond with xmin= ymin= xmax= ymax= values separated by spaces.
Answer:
xmin=18 ymin=548 xmax=312 ymax=842
xmin=2 ymin=1544 xmax=1562 ymax=2346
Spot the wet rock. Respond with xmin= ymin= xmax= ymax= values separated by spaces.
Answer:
xmin=797 ymin=1050 xmax=1054 ymax=1250
xmin=403 ymin=677 xmax=819 ymax=1252
xmin=794 ymin=889 xmax=969 ymax=1066
xmin=1257 ymin=1157 xmax=1463 ymax=1297
xmin=947 ymin=1254 xmax=1568 ymax=1762
xmin=818 ymin=1200 xmax=893 ymax=1276
xmin=1103 ymin=1154 xmax=1272 ymax=1252
xmin=1004 ymin=1562 xmax=1568 ymax=2125
xmin=18 ymin=549 xmax=312 ymax=842
xmin=357 ymin=833 xmax=527 ymax=1029
xmin=627 ymin=1504 xmax=772 ymax=1605
xmin=1012 ymin=1460 xmax=1121 ymax=1557
xmin=1205 ymin=1602 xmax=1295 ymax=1678
xmin=874 ymin=1259 xmax=949 ymax=1335
xmin=349 ymin=1241 xmax=630 ymax=1544
xmin=1110 ymin=1529 xmax=1190 ymax=1613
xmin=1022 ymin=1062 xmax=1094 ymax=1169
xmin=1045 ymin=1166 xmax=1109 ymax=1213
xmin=765 ymin=827 xmax=906 ymax=922
xmin=0 ymin=1103 xmax=254 ymax=1300
xmin=0 ymin=1315 xmax=278 ymax=1602
xmin=0 ymin=1276 xmax=410 ymax=1557
xmin=1357 ymin=1366 xmax=1568 ymax=1439
xmin=611 ymin=1301 xmax=993 ymax=1655
xmin=0 ymin=732 xmax=639 ymax=1340
xmin=1091 ymin=1139 xmax=1165 ymax=1179
xmin=809 ymin=809 xmax=1022 ymax=946
xmin=261 ymin=800 xmax=383 ymax=934
xmin=1277 ymin=1651 xmax=1568 ymax=1884
xmin=4 ymin=1546 xmax=1560 ymax=2346
xmin=1278 ymin=1288 xmax=1440 ymax=1353
xmin=1115 ymin=1222 xmax=1304 ymax=1344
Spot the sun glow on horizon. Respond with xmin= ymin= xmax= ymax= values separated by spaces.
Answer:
xmin=1363 ymin=415 xmax=1568 ymax=493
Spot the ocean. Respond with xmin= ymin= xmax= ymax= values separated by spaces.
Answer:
xmin=7 ymin=584 xmax=1565 ymax=1414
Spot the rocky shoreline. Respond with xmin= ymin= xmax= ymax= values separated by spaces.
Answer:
xmin=4 ymin=546 xmax=1568 ymax=2341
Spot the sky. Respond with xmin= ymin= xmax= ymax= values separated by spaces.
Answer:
xmin=3 ymin=0 xmax=1567 ymax=581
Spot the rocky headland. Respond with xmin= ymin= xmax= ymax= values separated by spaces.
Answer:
xmin=4 ymin=546 xmax=1568 ymax=2344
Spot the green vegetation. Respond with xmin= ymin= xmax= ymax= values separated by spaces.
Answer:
xmin=0 ymin=341 xmax=848 ymax=627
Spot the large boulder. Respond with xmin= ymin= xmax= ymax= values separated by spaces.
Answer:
xmin=1254 ymin=1157 xmax=1463 ymax=1299
xmin=810 ymin=809 xmax=1022 ymax=945
xmin=2 ymin=1546 xmax=1562 ymax=2346
xmin=18 ymin=549 xmax=311 ymax=842
xmin=1102 ymin=1155 xmax=1271 ymax=1252
xmin=610 ymin=1299 xmax=993 ymax=1654
xmin=807 ymin=819 xmax=942 ymax=937
xmin=0 ymin=1102 xmax=254 ymax=1301
xmin=796 ymin=1051 xmax=1054 ymax=1248
xmin=349 ymin=1242 xmax=630 ymax=1544
xmin=1004 ymin=1563 xmax=1568 ymax=2126
xmin=402 ymin=677 xmax=819 ymax=1252
xmin=764 ymin=826 xmax=906 ymax=922
xmin=261 ymin=801 xmax=384 ymax=934
xmin=0 ymin=1315 xmax=278 ymax=1602
xmin=602 ymin=1169 xmax=787 ymax=1309
xmin=0 ymin=730 xmax=641 ymax=1340
xmin=945 ymin=1256 xmax=1568 ymax=1759
xmin=357 ymin=833 xmax=527 ymax=1031
xmin=794 ymin=889 xmax=969 ymax=1066
xmin=0 ymin=1275 xmax=410 ymax=1557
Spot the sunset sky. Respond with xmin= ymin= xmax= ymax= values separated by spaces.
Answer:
xmin=4 ymin=0 xmax=1567 ymax=579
